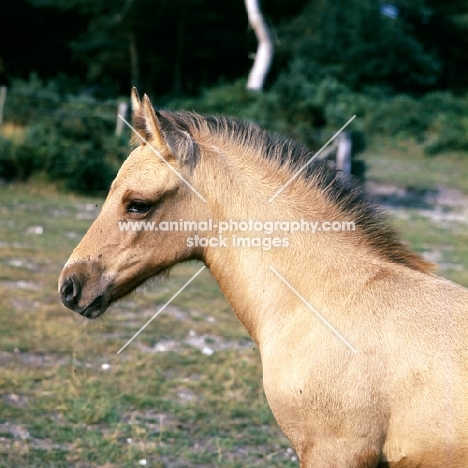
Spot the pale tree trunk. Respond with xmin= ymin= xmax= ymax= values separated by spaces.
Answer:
xmin=245 ymin=0 xmax=274 ymax=91
xmin=335 ymin=132 xmax=352 ymax=177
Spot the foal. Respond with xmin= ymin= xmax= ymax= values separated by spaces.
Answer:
xmin=59 ymin=88 xmax=468 ymax=467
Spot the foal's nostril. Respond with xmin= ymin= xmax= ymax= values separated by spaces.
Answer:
xmin=60 ymin=276 xmax=81 ymax=309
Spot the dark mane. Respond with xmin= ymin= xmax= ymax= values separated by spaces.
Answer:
xmin=144 ymin=110 xmax=434 ymax=274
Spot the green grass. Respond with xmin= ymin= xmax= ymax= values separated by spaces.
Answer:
xmin=0 ymin=182 xmax=296 ymax=467
xmin=362 ymin=137 xmax=468 ymax=286
xmin=363 ymin=137 xmax=468 ymax=192
xmin=0 ymin=139 xmax=467 ymax=467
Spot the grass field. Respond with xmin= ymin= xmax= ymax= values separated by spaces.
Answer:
xmin=362 ymin=138 xmax=468 ymax=286
xmin=0 ymin=137 xmax=467 ymax=467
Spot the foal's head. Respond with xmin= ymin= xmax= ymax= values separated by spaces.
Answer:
xmin=59 ymin=89 xmax=434 ymax=319
xmin=58 ymin=89 xmax=205 ymax=318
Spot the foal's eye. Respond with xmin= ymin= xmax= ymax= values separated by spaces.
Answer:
xmin=127 ymin=201 xmax=150 ymax=214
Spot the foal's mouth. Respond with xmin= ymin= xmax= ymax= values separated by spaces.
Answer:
xmin=78 ymin=295 xmax=107 ymax=319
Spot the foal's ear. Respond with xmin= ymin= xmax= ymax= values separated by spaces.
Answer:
xmin=130 ymin=87 xmax=147 ymax=144
xmin=142 ymin=95 xmax=199 ymax=170
xmin=131 ymin=91 xmax=169 ymax=152
xmin=131 ymin=87 xmax=141 ymax=114
xmin=142 ymin=94 xmax=167 ymax=150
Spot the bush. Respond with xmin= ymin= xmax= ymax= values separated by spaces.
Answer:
xmin=2 ymin=74 xmax=467 ymax=194
xmin=171 ymin=75 xmax=468 ymax=158
xmin=0 ymin=96 xmax=128 ymax=192
xmin=24 ymin=125 xmax=118 ymax=192
xmin=167 ymin=77 xmax=366 ymax=152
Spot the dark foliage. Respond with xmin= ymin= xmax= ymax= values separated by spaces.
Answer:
xmin=0 ymin=97 xmax=128 ymax=192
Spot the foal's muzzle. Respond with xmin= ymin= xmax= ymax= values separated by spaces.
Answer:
xmin=58 ymin=262 xmax=110 ymax=319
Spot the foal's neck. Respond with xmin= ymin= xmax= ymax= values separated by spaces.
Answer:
xmin=194 ymin=149 xmax=383 ymax=345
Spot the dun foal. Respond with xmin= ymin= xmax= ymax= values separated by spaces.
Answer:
xmin=59 ymin=89 xmax=468 ymax=467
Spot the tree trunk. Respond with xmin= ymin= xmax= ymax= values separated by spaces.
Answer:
xmin=129 ymin=30 xmax=140 ymax=90
xmin=173 ymin=21 xmax=184 ymax=95
xmin=245 ymin=0 xmax=274 ymax=91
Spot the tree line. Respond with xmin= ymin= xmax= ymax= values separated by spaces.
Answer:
xmin=2 ymin=0 xmax=468 ymax=192
xmin=2 ymin=0 xmax=468 ymax=98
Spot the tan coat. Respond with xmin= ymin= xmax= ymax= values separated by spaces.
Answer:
xmin=59 ymin=89 xmax=468 ymax=467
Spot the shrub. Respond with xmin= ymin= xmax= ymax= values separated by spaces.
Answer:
xmin=0 ymin=97 xmax=128 ymax=192
xmin=2 ymin=74 xmax=467 ymax=194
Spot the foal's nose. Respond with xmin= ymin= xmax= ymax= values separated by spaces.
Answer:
xmin=59 ymin=275 xmax=82 ymax=310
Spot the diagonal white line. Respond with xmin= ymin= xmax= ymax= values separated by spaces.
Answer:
xmin=269 ymin=115 xmax=356 ymax=202
xmin=268 ymin=265 xmax=357 ymax=353
xmin=117 ymin=265 xmax=207 ymax=354
xmin=118 ymin=114 xmax=207 ymax=202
